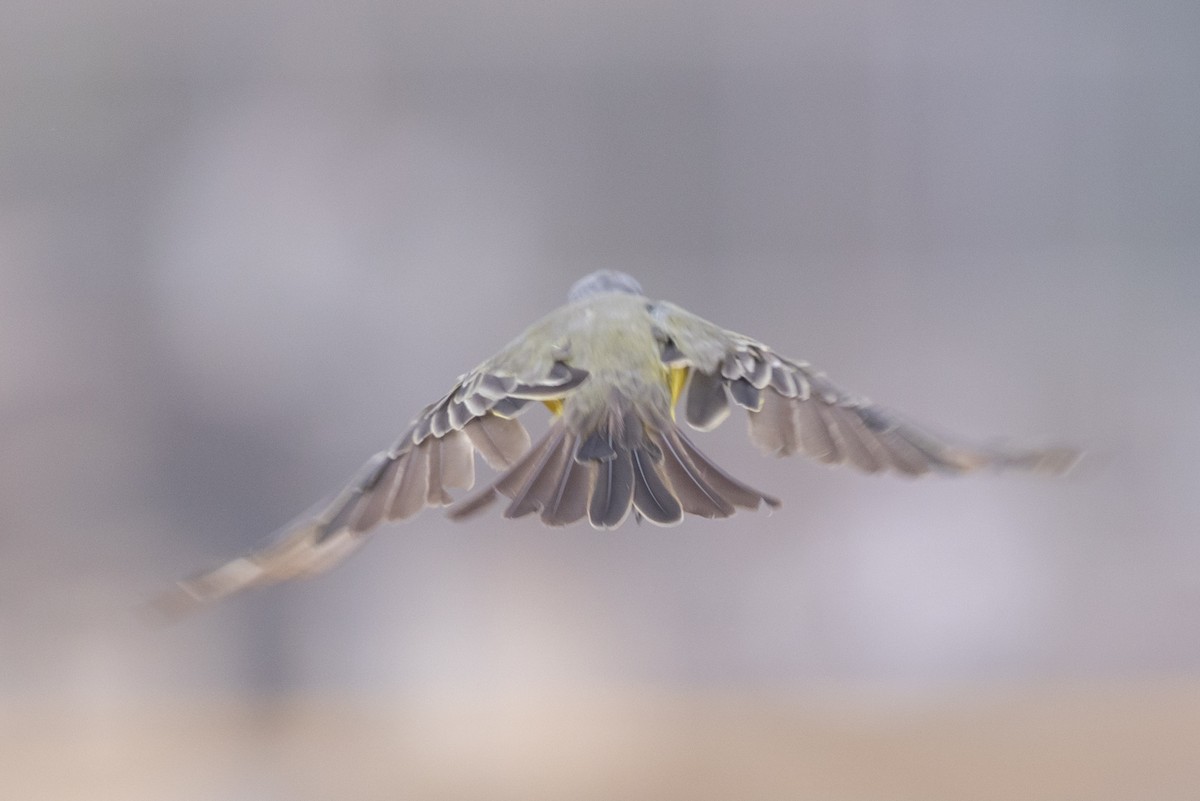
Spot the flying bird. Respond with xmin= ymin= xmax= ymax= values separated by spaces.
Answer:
xmin=154 ymin=270 xmax=1076 ymax=616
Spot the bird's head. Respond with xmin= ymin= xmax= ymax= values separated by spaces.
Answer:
xmin=567 ymin=270 xmax=644 ymax=302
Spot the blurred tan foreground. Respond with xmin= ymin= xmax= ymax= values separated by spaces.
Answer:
xmin=5 ymin=681 xmax=1199 ymax=801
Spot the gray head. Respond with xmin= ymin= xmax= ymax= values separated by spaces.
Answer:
xmin=567 ymin=270 xmax=644 ymax=303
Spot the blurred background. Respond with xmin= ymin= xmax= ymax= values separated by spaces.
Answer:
xmin=3 ymin=1 xmax=1199 ymax=799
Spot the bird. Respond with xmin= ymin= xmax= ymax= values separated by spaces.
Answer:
xmin=152 ymin=270 xmax=1077 ymax=617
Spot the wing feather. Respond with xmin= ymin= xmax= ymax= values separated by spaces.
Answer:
xmin=152 ymin=354 xmax=590 ymax=616
xmin=651 ymin=300 xmax=1079 ymax=477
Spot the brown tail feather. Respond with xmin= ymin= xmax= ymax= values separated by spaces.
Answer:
xmin=542 ymin=448 xmax=590 ymax=526
xmin=446 ymin=422 xmax=563 ymax=521
xmin=504 ymin=428 xmax=600 ymax=527
xmin=505 ymin=427 xmax=577 ymax=522
xmin=668 ymin=425 xmax=780 ymax=510
xmin=449 ymin=417 xmax=779 ymax=527
xmin=649 ymin=428 xmax=735 ymax=519
xmin=631 ymin=444 xmax=683 ymax=525
xmin=588 ymin=439 xmax=634 ymax=529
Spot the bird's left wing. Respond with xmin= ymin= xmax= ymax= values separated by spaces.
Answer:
xmin=650 ymin=301 xmax=1078 ymax=477
xmin=151 ymin=338 xmax=586 ymax=617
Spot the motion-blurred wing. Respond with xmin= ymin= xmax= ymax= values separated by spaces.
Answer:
xmin=151 ymin=358 xmax=587 ymax=617
xmin=651 ymin=301 xmax=1078 ymax=477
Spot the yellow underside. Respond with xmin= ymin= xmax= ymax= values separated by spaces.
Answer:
xmin=668 ymin=366 xmax=689 ymax=417
xmin=541 ymin=366 xmax=689 ymax=420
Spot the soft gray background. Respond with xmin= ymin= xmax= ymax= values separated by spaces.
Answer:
xmin=3 ymin=0 xmax=1198 ymax=710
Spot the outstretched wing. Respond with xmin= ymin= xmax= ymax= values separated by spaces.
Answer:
xmin=651 ymin=301 xmax=1079 ymax=477
xmin=151 ymin=350 xmax=587 ymax=618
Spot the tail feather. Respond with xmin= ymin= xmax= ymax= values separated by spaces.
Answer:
xmin=589 ymin=438 xmax=634 ymax=529
xmin=449 ymin=416 xmax=779 ymax=527
xmin=670 ymin=426 xmax=781 ymax=511
xmin=540 ymin=450 xmax=590 ymax=525
xmin=631 ymin=444 xmax=683 ymax=525
xmin=649 ymin=428 xmax=735 ymax=519
xmin=449 ymin=423 xmax=595 ymax=526
xmin=506 ymin=427 xmax=574 ymax=520
xmin=447 ymin=422 xmax=562 ymax=520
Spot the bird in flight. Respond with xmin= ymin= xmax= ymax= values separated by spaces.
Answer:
xmin=154 ymin=270 xmax=1076 ymax=616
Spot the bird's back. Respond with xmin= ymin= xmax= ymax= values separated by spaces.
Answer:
xmin=555 ymin=293 xmax=672 ymax=434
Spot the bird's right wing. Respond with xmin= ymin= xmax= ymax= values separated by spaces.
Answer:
xmin=151 ymin=336 xmax=587 ymax=618
xmin=651 ymin=301 xmax=1079 ymax=477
